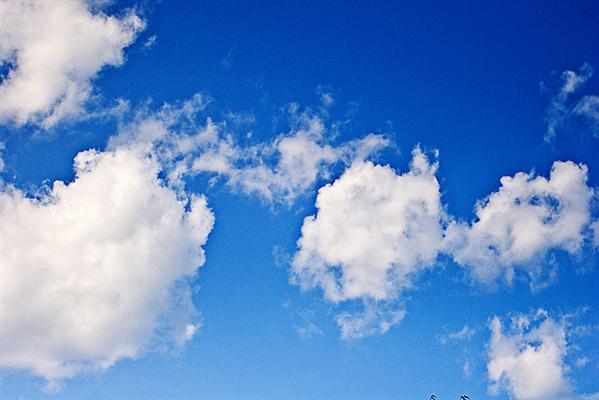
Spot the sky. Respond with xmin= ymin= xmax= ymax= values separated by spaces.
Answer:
xmin=1 ymin=1 xmax=599 ymax=399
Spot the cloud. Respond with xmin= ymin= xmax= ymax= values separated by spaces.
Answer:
xmin=335 ymin=303 xmax=406 ymax=340
xmin=439 ymin=325 xmax=476 ymax=344
xmin=445 ymin=160 xmax=594 ymax=289
xmin=574 ymin=95 xmax=599 ymax=130
xmin=0 ymin=0 xmax=144 ymax=128
xmin=291 ymin=147 xmax=443 ymax=338
xmin=487 ymin=310 xmax=571 ymax=400
xmin=0 ymin=147 xmax=214 ymax=388
xmin=543 ymin=64 xmax=599 ymax=142
xmin=110 ymin=95 xmax=390 ymax=204
xmin=574 ymin=356 xmax=590 ymax=367
xmin=592 ymin=220 xmax=599 ymax=247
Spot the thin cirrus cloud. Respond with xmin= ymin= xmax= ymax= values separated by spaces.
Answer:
xmin=0 ymin=0 xmax=144 ymax=128
xmin=0 ymin=147 xmax=214 ymax=389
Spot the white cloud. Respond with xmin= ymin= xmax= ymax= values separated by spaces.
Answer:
xmin=335 ymin=303 xmax=406 ymax=340
xmin=574 ymin=95 xmax=599 ymax=137
xmin=592 ymin=220 xmax=599 ymax=247
xmin=0 ymin=0 xmax=144 ymax=128
xmin=110 ymin=96 xmax=389 ymax=204
xmin=487 ymin=310 xmax=571 ymax=400
xmin=0 ymin=147 xmax=214 ymax=388
xmin=543 ymin=64 xmax=599 ymax=142
xmin=291 ymin=147 xmax=443 ymax=338
xmin=574 ymin=356 xmax=590 ymax=368
xmin=440 ymin=325 xmax=476 ymax=344
xmin=445 ymin=160 xmax=594 ymax=288
xmin=544 ymin=64 xmax=593 ymax=143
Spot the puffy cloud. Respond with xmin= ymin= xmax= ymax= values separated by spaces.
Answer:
xmin=445 ymin=161 xmax=594 ymax=288
xmin=487 ymin=310 xmax=570 ymax=400
xmin=0 ymin=148 xmax=214 ymax=387
xmin=0 ymin=0 xmax=144 ymax=128
xmin=291 ymin=147 xmax=443 ymax=338
xmin=110 ymin=95 xmax=389 ymax=204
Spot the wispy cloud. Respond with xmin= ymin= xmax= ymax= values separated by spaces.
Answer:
xmin=544 ymin=63 xmax=599 ymax=143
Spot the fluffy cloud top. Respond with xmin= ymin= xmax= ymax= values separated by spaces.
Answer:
xmin=445 ymin=160 xmax=594 ymax=288
xmin=0 ymin=148 xmax=214 ymax=387
xmin=0 ymin=0 xmax=144 ymax=128
xmin=291 ymin=148 xmax=443 ymax=338
xmin=488 ymin=310 xmax=570 ymax=400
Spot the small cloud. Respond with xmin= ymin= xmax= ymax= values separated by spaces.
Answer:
xmin=143 ymin=34 xmax=157 ymax=50
xmin=575 ymin=356 xmax=590 ymax=368
xmin=183 ymin=323 xmax=201 ymax=342
xmin=462 ymin=359 xmax=473 ymax=378
xmin=439 ymin=325 xmax=476 ymax=344
xmin=296 ymin=322 xmax=324 ymax=339
xmin=221 ymin=46 xmax=236 ymax=69
xmin=543 ymin=63 xmax=599 ymax=143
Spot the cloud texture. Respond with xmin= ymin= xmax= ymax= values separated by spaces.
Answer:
xmin=0 ymin=0 xmax=144 ymax=127
xmin=0 ymin=148 xmax=214 ymax=387
xmin=110 ymin=95 xmax=389 ymax=204
xmin=445 ymin=160 xmax=594 ymax=288
xmin=292 ymin=148 xmax=443 ymax=338
xmin=487 ymin=310 xmax=570 ymax=400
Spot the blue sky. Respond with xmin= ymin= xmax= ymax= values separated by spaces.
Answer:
xmin=1 ymin=1 xmax=599 ymax=399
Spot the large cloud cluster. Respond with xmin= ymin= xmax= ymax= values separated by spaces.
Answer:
xmin=292 ymin=152 xmax=597 ymax=338
xmin=0 ymin=0 xmax=144 ymax=127
xmin=0 ymin=148 xmax=214 ymax=387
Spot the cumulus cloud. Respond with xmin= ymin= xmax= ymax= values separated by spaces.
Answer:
xmin=0 ymin=147 xmax=214 ymax=388
xmin=487 ymin=310 xmax=570 ymax=400
xmin=544 ymin=64 xmax=599 ymax=142
xmin=0 ymin=0 xmax=144 ymax=128
xmin=445 ymin=160 xmax=594 ymax=288
xmin=110 ymin=95 xmax=389 ymax=204
xmin=291 ymin=147 xmax=443 ymax=338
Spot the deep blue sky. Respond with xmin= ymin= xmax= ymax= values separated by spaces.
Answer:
xmin=1 ymin=1 xmax=599 ymax=399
